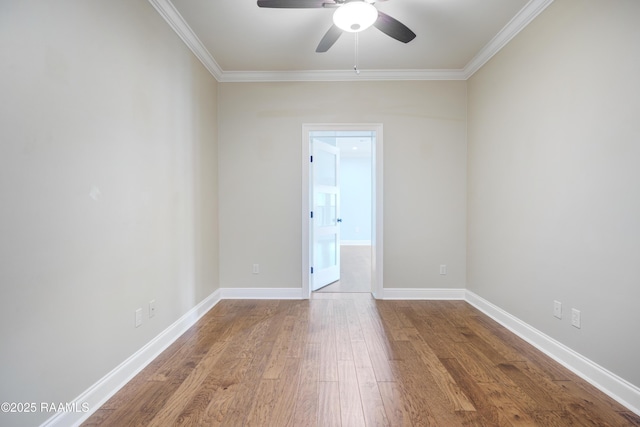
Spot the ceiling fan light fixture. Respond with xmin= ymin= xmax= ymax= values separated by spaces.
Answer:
xmin=333 ymin=1 xmax=378 ymax=33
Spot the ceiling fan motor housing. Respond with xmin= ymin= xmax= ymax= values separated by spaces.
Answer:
xmin=333 ymin=1 xmax=379 ymax=32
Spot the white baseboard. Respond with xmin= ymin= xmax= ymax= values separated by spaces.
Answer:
xmin=43 ymin=286 xmax=639 ymax=426
xmin=220 ymin=287 xmax=304 ymax=299
xmin=465 ymin=290 xmax=640 ymax=416
xmin=41 ymin=289 xmax=222 ymax=427
xmin=382 ymin=287 xmax=466 ymax=300
xmin=44 ymin=287 xmax=301 ymax=426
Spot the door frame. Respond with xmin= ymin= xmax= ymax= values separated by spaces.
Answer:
xmin=302 ymin=123 xmax=384 ymax=299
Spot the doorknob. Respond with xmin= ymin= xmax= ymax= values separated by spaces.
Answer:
xmin=337 ymin=218 xmax=342 ymax=223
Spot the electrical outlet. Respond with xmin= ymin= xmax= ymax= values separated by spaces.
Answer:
xmin=571 ymin=309 xmax=581 ymax=328
xmin=135 ymin=308 xmax=142 ymax=328
xmin=440 ymin=265 xmax=447 ymax=275
xmin=553 ymin=301 xmax=562 ymax=319
xmin=253 ymin=264 xmax=260 ymax=274
xmin=149 ymin=300 xmax=156 ymax=318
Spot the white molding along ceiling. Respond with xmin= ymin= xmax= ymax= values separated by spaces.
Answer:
xmin=148 ymin=0 xmax=554 ymax=82
xmin=148 ymin=0 xmax=224 ymax=79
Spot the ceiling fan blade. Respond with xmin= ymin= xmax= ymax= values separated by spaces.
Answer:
xmin=316 ymin=24 xmax=343 ymax=52
xmin=374 ymin=11 xmax=416 ymax=43
xmin=257 ymin=0 xmax=330 ymax=8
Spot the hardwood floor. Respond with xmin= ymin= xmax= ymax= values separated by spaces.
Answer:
xmin=83 ymin=295 xmax=640 ymax=426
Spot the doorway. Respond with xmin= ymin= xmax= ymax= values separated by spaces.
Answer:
xmin=301 ymin=124 xmax=384 ymax=299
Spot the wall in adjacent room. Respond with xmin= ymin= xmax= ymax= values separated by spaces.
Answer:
xmin=467 ymin=0 xmax=640 ymax=388
xmin=0 ymin=1 xmax=219 ymax=426
xmin=218 ymin=81 xmax=467 ymax=290
xmin=340 ymin=155 xmax=372 ymax=243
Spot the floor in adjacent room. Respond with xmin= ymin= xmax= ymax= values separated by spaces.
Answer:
xmin=315 ymin=245 xmax=371 ymax=293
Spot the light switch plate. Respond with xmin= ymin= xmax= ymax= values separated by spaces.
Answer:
xmin=571 ymin=308 xmax=581 ymax=328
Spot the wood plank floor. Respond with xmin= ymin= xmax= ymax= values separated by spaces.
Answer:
xmin=83 ymin=294 xmax=640 ymax=426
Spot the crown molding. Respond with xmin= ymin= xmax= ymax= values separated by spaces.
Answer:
xmin=218 ymin=68 xmax=467 ymax=82
xmin=462 ymin=0 xmax=554 ymax=79
xmin=147 ymin=0 xmax=223 ymax=80
xmin=150 ymin=0 xmax=554 ymax=83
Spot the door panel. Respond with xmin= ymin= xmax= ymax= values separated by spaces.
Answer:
xmin=311 ymin=140 xmax=340 ymax=291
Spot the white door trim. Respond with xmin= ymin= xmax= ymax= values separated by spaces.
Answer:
xmin=302 ymin=124 xmax=384 ymax=299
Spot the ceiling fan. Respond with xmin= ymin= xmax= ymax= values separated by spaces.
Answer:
xmin=257 ymin=0 xmax=416 ymax=53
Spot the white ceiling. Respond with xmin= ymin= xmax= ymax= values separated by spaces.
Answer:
xmin=149 ymin=0 xmax=553 ymax=82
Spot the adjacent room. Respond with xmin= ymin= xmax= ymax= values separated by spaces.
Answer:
xmin=1 ymin=0 xmax=639 ymax=426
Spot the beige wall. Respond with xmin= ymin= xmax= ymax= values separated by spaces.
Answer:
xmin=5 ymin=0 xmax=639 ymax=424
xmin=0 ymin=1 xmax=219 ymax=426
xmin=467 ymin=0 xmax=640 ymax=388
xmin=218 ymin=81 xmax=467 ymax=290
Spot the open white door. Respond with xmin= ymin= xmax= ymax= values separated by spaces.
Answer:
xmin=302 ymin=123 xmax=383 ymax=299
xmin=311 ymin=140 xmax=341 ymax=291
